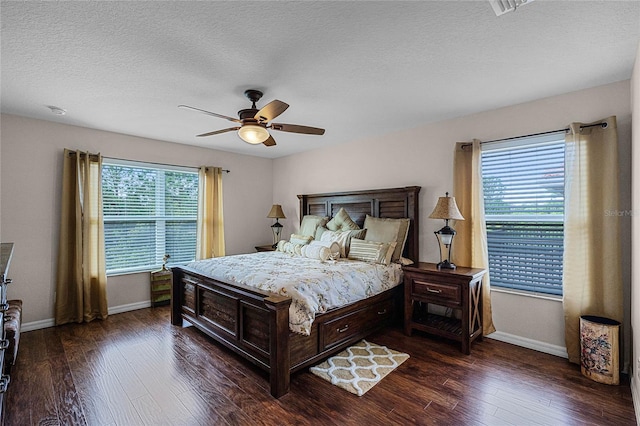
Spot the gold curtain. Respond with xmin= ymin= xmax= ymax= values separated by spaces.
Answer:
xmin=55 ymin=149 xmax=108 ymax=325
xmin=563 ymin=116 xmax=622 ymax=364
xmin=196 ymin=166 xmax=225 ymax=260
xmin=453 ymin=139 xmax=496 ymax=335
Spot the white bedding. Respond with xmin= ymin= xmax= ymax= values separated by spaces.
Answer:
xmin=186 ymin=251 xmax=403 ymax=335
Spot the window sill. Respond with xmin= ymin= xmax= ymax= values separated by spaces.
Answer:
xmin=107 ymin=263 xmax=188 ymax=277
xmin=107 ymin=269 xmax=154 ymax=277
xmin=490 ymin=287 xmax=562 ymax=302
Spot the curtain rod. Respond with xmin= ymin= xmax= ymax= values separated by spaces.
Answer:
xmin=66 ymin=151 xmax=230 ymax=173
xmin=460 ymin=122 xmax=608 ymax=150
xmin=104 ymin=156 xmax=230 ymax=173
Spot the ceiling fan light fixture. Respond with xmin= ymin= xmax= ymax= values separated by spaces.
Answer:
xmin=238 ymin=124 xmax=270 ymax=144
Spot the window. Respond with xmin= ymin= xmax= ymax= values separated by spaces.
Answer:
xmin=102 ymin=159 xmax=198 ymax=275
xmin=481 ymin=133 xmax=565 ymax=296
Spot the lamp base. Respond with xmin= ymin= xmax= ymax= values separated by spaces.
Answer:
xmin=437 ymin=260 xmax=457 ymax=270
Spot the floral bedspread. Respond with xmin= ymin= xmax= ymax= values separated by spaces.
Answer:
xmin=186 ymin=252 xmax=403 ymax=335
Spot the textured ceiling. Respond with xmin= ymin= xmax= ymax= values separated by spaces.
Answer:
xmin=1 ymin=1 xmax=639 ymax=159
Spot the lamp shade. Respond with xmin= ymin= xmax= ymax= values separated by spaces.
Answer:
xmin=267 ymin=204 xmax=286 ymax=219
xmin=238 ymin=124 xmax=270 ymax=144
xmin=429 ymin=192 xmax=464 ymax=221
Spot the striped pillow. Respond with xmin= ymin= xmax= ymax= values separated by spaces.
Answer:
xmin=348 ymin=239 xmax=397 ymax=265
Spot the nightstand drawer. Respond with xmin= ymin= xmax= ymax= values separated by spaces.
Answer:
xmin=412 ymin=280 xmax=460 ymax=305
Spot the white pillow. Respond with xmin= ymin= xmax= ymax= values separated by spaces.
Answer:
xmin=300 ymin=244 xmax=331 ymax=262
xmin=320 ymin=229 xmax=366 ymax=257
xmin=276 ymin=240 xmax=303 ymax=255
xmin=309 ymin=240 xmax=341 ymax=259
xmin=348 ymin=239 xmax=397 ymax=265
xmin=289 ymin=233 xmax=313 ymax=245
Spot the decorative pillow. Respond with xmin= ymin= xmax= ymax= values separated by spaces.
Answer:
xmin=299 ymin=215 xmax=329 ymax=238
xmin=346 ymin=229 xmax=367 ymax=255
xmin=315 ymin=226 xmax=328 ymax=241
xmin=348 ymin=239 xmax=397 ymax=265
xmin=289 ymin=233 xmax=313 ymax=246
xmin=326 ymin=208 xmax=360 ymax=232
xmin=309 ymin=240 xmax=341 ymax=259
xmin=300 ymin=244 xmax=331 ymax=262
xmin=319 ymin=229 xmax=366 ymax=257
xmin=276 ymin=240 xmax=303 ymax=255
xmin=363 ymin=215 xmax=410 ymax=262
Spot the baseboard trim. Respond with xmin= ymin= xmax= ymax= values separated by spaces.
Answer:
xmin=107 ymin=300 xmax=152 ymax=315
xmin=632 ymin=376 xmax=640 ymax=425
xmin=21 ymin=318 xmax=55 ymax=332
xmin=487 ymin=330 xmax=568 ymax=359
xmin=21 ymin=300 xmax=152 ymax=332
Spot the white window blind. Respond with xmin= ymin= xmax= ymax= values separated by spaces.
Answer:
xmin=481 ymin=133 xmax=565 ymax=296
xmin=102 ymin=160 xmax=198 ymax=275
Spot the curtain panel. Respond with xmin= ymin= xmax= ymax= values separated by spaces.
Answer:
xmin=196 ymin=166 xmax=225 ymax=260
xmin=55 ymin=149 xmax=108 ymax=325
xmin=563 ymin=116 xmax=623 ymax=364
xmin=453 ymin=140 xmax=496 ymax=335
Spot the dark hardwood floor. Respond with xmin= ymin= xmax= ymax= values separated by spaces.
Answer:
xmin=5 ymin=306 xmax=636 ymax=425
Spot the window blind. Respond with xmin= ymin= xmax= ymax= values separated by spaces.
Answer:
xmin=102 ymin=162 xmax=198 ymax=275
xmin=481 ymin=134 xmax=565 ymax=296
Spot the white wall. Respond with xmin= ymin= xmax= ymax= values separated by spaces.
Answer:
xmin=274 ymin=80 xmax=633 ymax=359
xmin=1 ymin=79 xmax=633 ymax=361
xmin=0 ymin=116 xmax=2 ymax=242
xmin=0 ymin=118 xmax=2 ymax=241
xmin=0 ymin=114 xmax=274 ymax=324
xmin=630 ymin=42 xmax=640 ymax=421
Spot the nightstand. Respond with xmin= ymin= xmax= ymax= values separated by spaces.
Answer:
xmin=150 ymin=268 xmax=172 ymax=307
xmin=403 ymin=262 xmax=486 ymax=354
xmin=255 ymin=244 xmax=276 ymax=252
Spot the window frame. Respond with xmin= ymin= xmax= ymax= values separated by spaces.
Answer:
xmin=102 ymin=158 xmax=199 ymax=276
xmin=481 ymin=132 xmax=565 ymax=297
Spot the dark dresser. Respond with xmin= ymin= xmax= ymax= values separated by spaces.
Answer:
xmin=0 ymin=243 xmax=14 ymax=424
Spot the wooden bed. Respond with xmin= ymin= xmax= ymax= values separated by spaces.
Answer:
xmin=170 ymin=186 xmax=421 ymax=397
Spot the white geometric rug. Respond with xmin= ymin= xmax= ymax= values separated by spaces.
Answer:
xmin=309 ymin=340 xmax=409 ymax=396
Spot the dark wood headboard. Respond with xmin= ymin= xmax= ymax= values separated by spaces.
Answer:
xmin=297 ymin=186 xmax=421 ymax=262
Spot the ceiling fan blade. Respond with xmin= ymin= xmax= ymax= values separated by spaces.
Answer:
xmin=196 ymin=127 xmax=240 ymax=137
xmin=179 ymin=105 xmax=241 ymax=123
xmin=270 ymin=123 xmax=325 ymax=135
xmin=262 ymin=135 xmax=277 ymax=147
xmin=255 ymin=100 xmax=289 ymax=122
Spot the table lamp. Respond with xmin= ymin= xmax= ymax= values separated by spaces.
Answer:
xmin=267 ymin=204 xmax=286 ymax=248
xmin=428 ymin=192 xmax=464 ymax=269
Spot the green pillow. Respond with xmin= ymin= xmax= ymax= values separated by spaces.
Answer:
xmin=326 ymin=208 xmax=360 ymax=232
xmin=363 ymin=215 xmax=410 ymax=262
xmin=299 ymin=215 xmax=329 ymax=238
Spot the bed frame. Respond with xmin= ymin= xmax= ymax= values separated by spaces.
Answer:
xmin=171 ymin=186 xmax=421 ymax=397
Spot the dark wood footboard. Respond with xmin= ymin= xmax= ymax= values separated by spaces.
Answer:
xmin=171 ymin=265 xmax=402 ymax=397
xmin=170 ymin=185 xmax=420 ymax=397
xmin=171 ymin=266 xmax=292 ymax=397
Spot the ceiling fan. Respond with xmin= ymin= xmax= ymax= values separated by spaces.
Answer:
xmin=179 ymin=89 xmax=325 ymax=147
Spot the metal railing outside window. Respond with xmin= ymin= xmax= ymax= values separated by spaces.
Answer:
xmin=481 ymin=133 xmax=565 ymax=296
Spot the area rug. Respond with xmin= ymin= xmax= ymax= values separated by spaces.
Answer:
xmin=309 ymin=340 xmax=409 ymax=396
